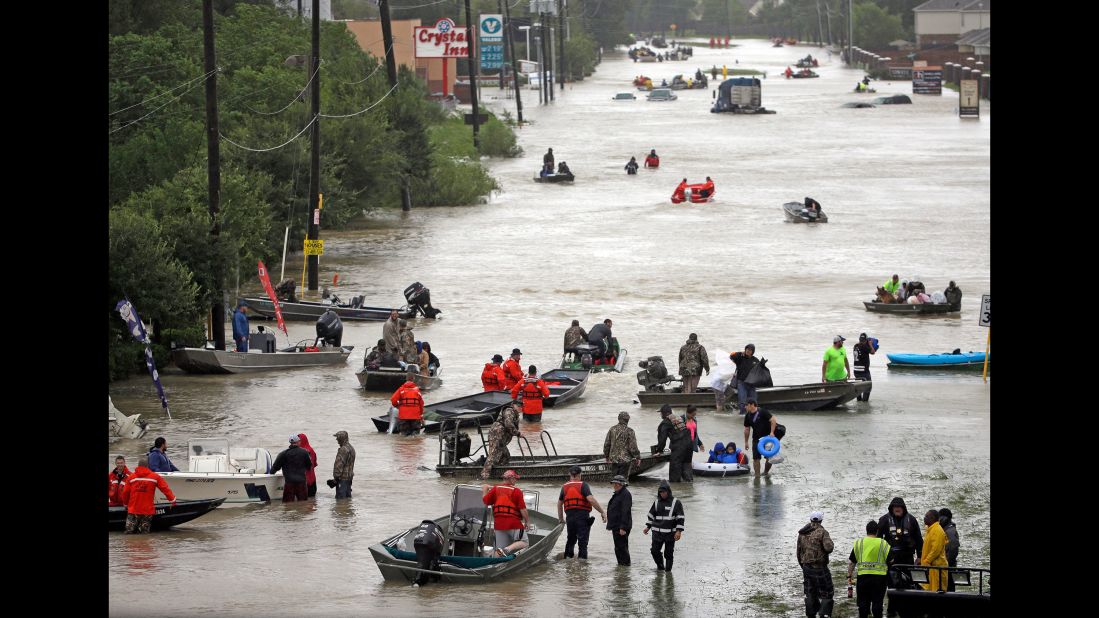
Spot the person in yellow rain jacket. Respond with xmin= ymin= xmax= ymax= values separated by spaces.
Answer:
xmin=920 ymin=509 xmax=949 ymax=591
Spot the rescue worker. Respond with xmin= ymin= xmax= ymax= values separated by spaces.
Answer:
xmin=944 ymin=281 xmax=963 ymax=311
xmin=920 ymin=510 xmax=949 ymax=592
xmin=730 ymin=344 xmax=760 ymax=413
xmin=877 ymin=497 xmax=924 ymax=582
xmin=655 ymin=404 xmax=693 ymax=482
xmin=232 ymin=300 xmax=250 ymax=351
xmin=482 ymin=470 xmax=531 ymax=556
xmin=121 ymin=455 xmax=176 ymax=534
xmin=797 ymin=510 xmax=835 ymax=618
xmin=271 ymin=434 xmax=313 ymax=502
xmin=398 ymin=320 xmax=418 ymax=364
xmin=698 ymin=176 xmax=715 ymax=198
xmin=382 ymin=309 xmax=401 ymax=352
xmin=643 ymin=480 xmax=684 ymax=571
xmin=390 ymin=371 xmax=425 ymax=436
xmin=557 ymin=466 xmax=607 ymax=560
xmin=785 ymin=66 xmax=794 ymax=78
xmin=411 ymin=518 xmax=445 ymax=587
xmin=481 ymin=353 xmax=507 ymax=391
xmin=852 ymin=333 xmax=876 ymax=401
xmin=672 ymin=178 xmax=688 ymax=202
xmin=882 ymin=275 xmax=901 ymax=299
xmin=847 ymin=520 xmax=892 ymax=618
xmin=564 ymin=320 xmax=588 ymax=355
xmin=480 ymin=405 xmax=521 ymax=479
xmin=625 ymin=156 xmax=639 ymax=175
xmin=511 ymin=365 xmax=550 ymax=422
xmin=332 ymin=430 xmax=355 ymax=499
xmin=677 ymin=333 xmax=710 ymax=394
xmin=502 ymin=348 xmax=525 ymax=390
xmin=543 ymin=148 xmax=555 ymax=170
xmin=587 ymin=319 xmax=614 ymax=361
xmin=603 ymin=411 xmax=642 ymax=478
xmin=606 ymin=474 xmax=633 ymax=566
xmin=645 ymin=149 xmax=660 ymax=168
xmin=108 ymin=455 xmax=130 ymax=506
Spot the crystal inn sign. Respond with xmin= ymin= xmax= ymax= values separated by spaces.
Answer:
xmin=415 ymin=18 xmax=470 ymax=58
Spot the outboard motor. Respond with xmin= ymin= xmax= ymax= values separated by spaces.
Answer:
xmin=315 ymin=309 xmax=343 ymax=347
xmin=404 ymin=282 xmax=442 ymax=319
xmin=636 ymin=356 xmax=674 ymax=391
xmin=573 ymin=343 xmax=601 ymax=369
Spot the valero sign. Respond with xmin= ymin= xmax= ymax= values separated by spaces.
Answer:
xmin=415 ymin=18 xmax=469 ymax=59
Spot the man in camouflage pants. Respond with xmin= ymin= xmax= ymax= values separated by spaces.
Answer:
xmin=603 ymin=411 xmax=641 ymax=478
xmin=677 ymin=333 xmax=710 ymax=394
xmin=480 ymin=406 xmax=521 ymax=479
xmin=398 ymin=320 xmax=418 ymax=364
xmin=797 ymin=510 xmax=836 ymax=618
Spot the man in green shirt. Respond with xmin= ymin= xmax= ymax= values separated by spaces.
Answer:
xmin=882 ymin=274 xmax=901 ymax=297
xmin=822 ymin=336 xmax=851 ymax=383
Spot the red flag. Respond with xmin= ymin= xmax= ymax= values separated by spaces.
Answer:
xmin=257 ymin=260 xmax=288 ymax=337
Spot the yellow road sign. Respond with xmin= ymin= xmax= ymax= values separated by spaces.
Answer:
xmin=304 ymin=239 xmax=325 ymax=256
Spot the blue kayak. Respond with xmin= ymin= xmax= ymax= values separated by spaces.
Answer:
xmin=887 ymin=352 xmax=987 ymax=368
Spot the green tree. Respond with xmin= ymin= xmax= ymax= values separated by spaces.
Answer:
xmin=854 ymin=1 xmax=904 ymax=49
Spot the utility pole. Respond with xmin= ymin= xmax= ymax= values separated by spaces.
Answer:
xmin=297 ymin=0 xmax=301 ymax=18
xmin=379 ymin=0 xmax=411 ymax=211
xmin=202 ymin=0 xmax=225 ymax=350
xmin=816 ymin=0 xmax=824 ymax=46
xmin=307 ymin=0 xmax=320 ymax=290
xmin=542 ymin=16 xmax=551 ymax=102
xmin=464 ymin=0 xmax=480 ymax=149
xmin=502 ymin=0 xmax=523 ymax=123
xmin=536 ymin=18 xmax=543 ymax=104
xmin=847 ymin=0 xmax=853 ymax=65
xmin=558 ymin=0 xmax=565 ymax=91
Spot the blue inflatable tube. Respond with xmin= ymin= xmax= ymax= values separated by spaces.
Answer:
xmin=757 ymin=436 xmax=780 ymax=458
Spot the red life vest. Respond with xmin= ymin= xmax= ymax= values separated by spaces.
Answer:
xmin=481 ymin=363 xmax=505 ymax=391
xmin=490 ymin=485 xmax=524 ymax=520
xmin=502 ymin=359 xmax=524 ymax=389
xmin=390 ymin=382 xmax=424 ymax=420
xmin=561 ymin=480 xmax=591 ymax=511
xmin=108 ymin=467 xmax=130 ymax=506
xmin=645 ymin=155 xmax=660 ymax=168
xmin=512 ymin=377 xmax=549 ymax=414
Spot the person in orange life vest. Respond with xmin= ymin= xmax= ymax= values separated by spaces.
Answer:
xmin=698 ymin=176 xmax=715 ymax=198
xmin=785 ymin=66 xmax=794 ymax=78
xmin=672 ymin=178 xmax=688 ymax=202
xmin=390 ymin=370 xmax=425 ymax=436
xmin=109 ymin=455 xmax=131 ymax=506
xmin=481 ymin=354 xmax=507 ymax=391
xmin=120 ymin=454 xmax=176 ymax=534
xmin=644 ymin=149 xmax=660 ymax=168
xmin=557 ymin=466 xmax=607 ymax=560
xmin=511 ymin=365 xmax=551 ymax=422
xmin=482 ymin=469 xmax=531 ymax=556
xmin=502 ymin=348 xmax=525 ymax=390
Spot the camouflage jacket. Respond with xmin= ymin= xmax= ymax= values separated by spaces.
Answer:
xmin=678 ymin=342 xmax=710 ymax=377
xmin=487 ymin=408 xmax=521 ymax=446
xmin=564 ymin=325 xmax=589 ymax=350
xmin=603 ymin=423 xmax=641 ymax=462
xmin=399 ymin=331 xmax=418 ymax=363
xmin=796 ymin=521 xmax=834 ymax=567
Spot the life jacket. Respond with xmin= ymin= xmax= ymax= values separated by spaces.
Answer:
xmin=645 ymin=155 xmax=660 ymax=167
xmin=490 ymin=485 xmax=524 ymax=520
xmin=561 ymin=480 xmax=591 ymax=511
xmin=391 ymin=382 xmax=424 ymax=420
xmin=481 ymin=363 xmax=505 ymax=391
xmin=502 ymin=359 xmax=524 ymax=389
xmin=121 ymin=466 xmax=175 ymax=515
xmin=108 ymin=467 xmax=130 ymax=506
xmin=513 ymin=377 xmax=548 ymax=414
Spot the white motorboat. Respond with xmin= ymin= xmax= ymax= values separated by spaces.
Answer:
xmin=109 ymin=396 xmax=148 ymax=440
xmin=156 ymin=438 xmax=284 ymax=507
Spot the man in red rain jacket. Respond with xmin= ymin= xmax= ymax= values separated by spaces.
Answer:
xmin=121 ymin=455 xmax=176 ymax=534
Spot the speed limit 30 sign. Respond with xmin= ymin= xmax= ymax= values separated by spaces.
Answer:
xmin=979 ymin=294 xmax=990 ymax=327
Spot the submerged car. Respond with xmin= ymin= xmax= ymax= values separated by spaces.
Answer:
xmin=647 ymin=88 xmax=678 ymax=101
xmin=613 ymin=92 xmax=637 ymax=100
xmin=873 ymin=94 xmax=912 ymax=105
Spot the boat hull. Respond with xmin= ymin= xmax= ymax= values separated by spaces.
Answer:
xmin=438 ymin=452 xmax=672 ymax=481
xmin=636 ymin=381 xmax=870 ymax=411
xmin=156 ymin=472 xmax=285 ymax=506
xmin=242 ymin=297 xmax=415 ymax=322
xmin=887 ymin=352 xmax=988 ymax=370
xmin=533 ymin=173 xmax=575 ymax=183
xmin=692 ymin=461 xmax=751 ymax=478
xmin=783 ymin=201 xmax=828 ymax=223
xmin=171 ymin=347 xmax=352 ymax=374
xmin=560 ymin=339 xmax=627 ymax=373
xmin=371 ymin=390 xmax=517 ymax=434
xmin=109 ymin=498 xmax=226 ymax=531
xmin=863 ymin=301 xmax=959 ymax=315
xmin=357 ymin=367 xmax=442 ymax=391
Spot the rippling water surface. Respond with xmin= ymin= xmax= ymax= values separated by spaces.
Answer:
xmin=109 ymin=38 xmax=990 ymax=617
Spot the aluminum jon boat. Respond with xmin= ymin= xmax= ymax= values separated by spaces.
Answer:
xmin=370 ymin=390 xmax=517 ymax=434
xmin=863 ymin=301 xmax=958 ymax=315
xmin=109 ymin=498 xmax=226 ymax=531
xmin=171 ymin=344 xmax=352 ymax=374
xmin=356 ymin=366 xmax=443 ymax=391
xmin=636 ymin=381 xmax=870 ymax=411
xmin=369 ymin=484 xmax=564 ymax=584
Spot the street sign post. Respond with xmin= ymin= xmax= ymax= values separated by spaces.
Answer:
xmin=979 ymin=294 xmax=990 ymax=382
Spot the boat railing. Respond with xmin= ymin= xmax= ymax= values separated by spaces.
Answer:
xmin=515 ymin=435 xmax=535 ymax=462
xmin=539 ymin=431 xmax=558 ymax=457
xmin=890 ymin=564 xmax=991 ymax=595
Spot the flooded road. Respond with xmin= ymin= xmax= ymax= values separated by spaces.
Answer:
xmin=109 ymin=38 xmax=989 ymax=616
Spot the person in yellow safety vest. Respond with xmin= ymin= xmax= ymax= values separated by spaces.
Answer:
xmin=847 ymin=520 xmax=893 ymax=618
xmin=920 ymin=509 xmax=950 ymax=592
xmin=882 ymin=274 xmax=901 ymax=297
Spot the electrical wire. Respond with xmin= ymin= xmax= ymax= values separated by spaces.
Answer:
xmin=319 ymin=83 xmax=398 ymax=118
xmin=109 ymin=70 xmax=214 ymax=134
xmin=244 ymin=65 xmax=320 ymax=116
xmin=219 ymin=116 xmax=317 ymax=152
xmin=109 ymin=69 xmax=217 ymax=116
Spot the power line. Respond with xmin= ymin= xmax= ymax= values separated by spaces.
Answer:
xmin=319 ymin=83 xmax=399 ymax=118
xmin=220 ymin=115 xmax=317 ymax=152
xmin=109 ymin=70 xmax=214 ymax=134
xmin=109 ymin=69 xmax=218 ymax=116
xmin=244 ymin=65 xmax=319 ymax=116
xmin=329 ymin=43 xmax=392 ymax=85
